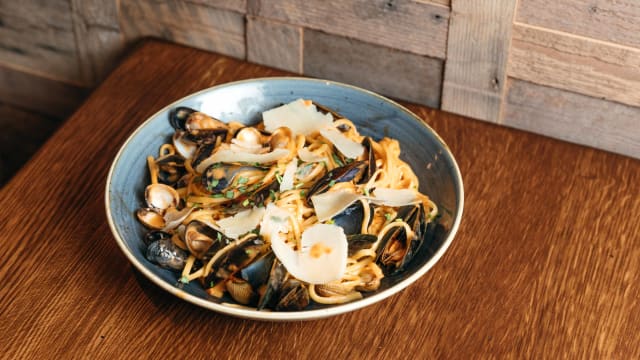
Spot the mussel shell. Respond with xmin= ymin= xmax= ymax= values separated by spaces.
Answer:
xmin=192 ymin=143 xmax=217 ymax=172
xmin=205 ymin=236 xmax=270 ymax=291
xmin=143 ymin=230 xmax=171 ymax=246
xmin=361 ymin=137 xmax=376 ymax=184
xmin=347 ymin=234 xmax=377 ymax=256
xmin=332 ymin=201 xmax=374 ymax=236
xmin=306 ymin=161 xmax=367 ymax=203
xmin=146 ymin=238 xmax=187 ymax=270
xmin=201 ymin=163 xmax=265 ymax=194
xmin=169 ymin=106 xmax=196 ymax=131
xmin=240 ymin=251 xmax=275 ymax=289
xmin=275 ymin=279 xmax=309 ymax=311
xmin=257 ymin=258 xmax=287 ymax=310
xmin=156 ymin=154 xmax=186 ymax=186
xmin=185 ymin=112 xmax=228 ymax=142
xmin=376 ymin=204 xmax=426 ymax=275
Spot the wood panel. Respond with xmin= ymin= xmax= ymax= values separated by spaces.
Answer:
xmin=247 ymin=17 xmax=302 ymax=74
xmin=304 ymin=29 xmax=443 ymax=107
xmin=119 ymin=0 xmax=246 ymax=58
xmin=0 ymin=0 xmax=83 ymax=84
xmin=71 ymin=0 xmax=124 ymax=86
xmin=517 ymin=0 xmax=640 ymax=49
xmin=502 ymin=78 xmax=640 ymax=159
xmin=441 ymin=0 xmax=517 ymax=122
xmin=0 ymin=64 xmax=88 ymax=118
xmin=183 ymin=0 xmax=247 ymax=13
xmin=252 ymin=0 xmax=450 ymax=59
xmin=508 ymin=23 xmax=640 ymax=108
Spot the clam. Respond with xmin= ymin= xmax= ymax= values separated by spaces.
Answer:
xmin=184 ymin=220 xmax=226 ymax=259
xmin=226 ymin=277 xmax=256 ymax=305
xmin=232 ymin=127 xmax=265 ymax=152
xmin=137 ymin=208 xmax=165 ymax=229
xmin=376 ymin=204 xmax=426 ymax=275
xmin=145 ymin=183 xmax=180 ymax=211
xmin=268 ymin=127 xmax=293 ymax=151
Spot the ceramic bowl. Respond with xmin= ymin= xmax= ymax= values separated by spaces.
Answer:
xmin=105 ymin=77 xmax=463 ymax=321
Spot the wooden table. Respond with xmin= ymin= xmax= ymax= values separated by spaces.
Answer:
xmin=1 ymin=40 xmax=639 ymax=358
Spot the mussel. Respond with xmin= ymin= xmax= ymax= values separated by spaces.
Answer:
xmin=205 ymin=235 xmax=271 ymax=297
xmin=306 ymin=161 xmax=368 ymax=203
xmin=332 ymin=201 xmax=374 ymax=236
xmin=169 ymin=106 xmax=196 ymax=131
xmin=376 ymin=204 xmax=426 ymax=275
xmin=155 ymin=154 xmax=186 ymax=186
xmin=347 ymin=234 xmax=378 ymax=256
xmin=275 ymin=280 xmax=310 ymax=311
xmin=185 ymin=112 xmax=228 ymax=142
xmin=146 ymin=237 xmax=188 ymax=270
xmin=143 ymin=230 xmax=171 ymax=246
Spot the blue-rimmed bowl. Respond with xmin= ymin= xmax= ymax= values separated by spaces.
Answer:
xmin=105 ymin=77 xmax=463 ymax=321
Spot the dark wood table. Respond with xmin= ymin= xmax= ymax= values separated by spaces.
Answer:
xmin=1 ymin=40 xmax=639 ymax=358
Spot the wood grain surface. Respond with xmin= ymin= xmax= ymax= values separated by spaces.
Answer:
xmin=1 ymin=41 xmax=639 ymax=359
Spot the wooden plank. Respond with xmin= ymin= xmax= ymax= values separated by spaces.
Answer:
xmin=508 ymin=23 xmax=640 ymax=108
xmin=441 ymin=0 xmax=517 ymax=122
xmin=0 ymin=103 xmax=61 ymax=186
xmin=183 ymin=0 xmax=247 ymax=13
xmin=417 ymin=0 xmax=450 ymax=7
xmin=119 ymin=0 xmax=246 ymax=58
xmin=0 ymin=64 xmax=88 ymax=118
xmin=247 ymin=17 xmax=302 ymax=74
xmin=0 ymin=0 xmax=83 ymax=84
xmin=303 ymin=29 xmax=442 ymax=108
xmin=517 ymin=0 xmax=640 ymax=49
xmin=502 ymin=78 xmax=640 ymax=159
xmin=253 ymin=0 xmax=449 ymax=58
xmin=71 ymin=0 xmax=125 ymax=86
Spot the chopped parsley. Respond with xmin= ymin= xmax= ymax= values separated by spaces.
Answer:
xmin=217 ymin=232 xmax=222 ymax=241
xmin=179 ymin=276 xmax=189 ymax=284
xmin=242 ymin=198 xmax=250 ymax=207
xmin=225 ymin=190 xmax=235 ymax=199
xmin=237 ymin=176 xmax=249 ymax=184
xmin=363 ymin=187 xmax=370 ymax=196
xmin=275 ymin=172 xmax=283 ymax=184
xmin=238 ymin=186 xmax=247 ymax=193
xmin=299 ymin=190 xmax=306 ymax=196
xmin=331 ymin=153 xmax=344 ymax=167
xmin=384 ymin=213 xmax=392 ymax=221
xmin=269 ymin=189 xmax=277 ymax=201
xmin=328 ymin=180 xmax=336 ymax=187
xmin=211 ymin=193 xmax=224 ymax=198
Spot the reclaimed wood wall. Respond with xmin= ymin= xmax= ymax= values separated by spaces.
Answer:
xmin=0 ymin=0 xmax=638 ymax=159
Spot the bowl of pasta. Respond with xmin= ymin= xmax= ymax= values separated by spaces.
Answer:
xmin=106 ymin=77 xmax=463 ymax=320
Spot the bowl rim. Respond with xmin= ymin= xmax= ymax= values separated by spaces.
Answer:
xmin=105 ymin=76 xmax=464 ymax=321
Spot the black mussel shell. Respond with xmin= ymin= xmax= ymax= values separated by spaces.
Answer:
xmin=275 ymin=279 xmax=309 ymax=311
xmin=306 ymin=161 xmax=367 ymax=203
xmin=347 ymin=234 xmax=377 ymax=256
xmin=143 ymin=230 xmax=171 ymax=246
xmin=169 ymin=106 xmax=196 ymax=131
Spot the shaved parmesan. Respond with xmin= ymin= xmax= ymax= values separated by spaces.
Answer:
xmin=263 ymin=99 xmax=333 ymax=136
xmin=311 ymin=189 xmax=361 ymax=222
xmin=297 ymin=147 xmax=327 ymax=163
xmin=368 ymin=188 xmax=419 ymax=207
xmin=271 ymin=223 xmax=347 ymax=284
xmin=280 ymin=159 xmax=298 ymax=192
xmin=319 ymin=127 xmax=364 ymax=159
xmin=196 ymin=147 xmax=290 ymax=173
xmin=259 ymin=203 xmax=292 ymax=242
xmin=215 ymin=207 xmax=266 ymax=239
